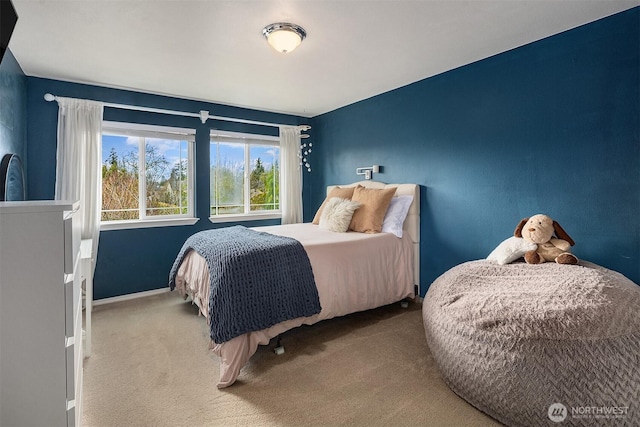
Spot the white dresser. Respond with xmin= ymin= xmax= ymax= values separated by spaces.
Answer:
xmin=0 ymin=200 xmax=83 ymax=427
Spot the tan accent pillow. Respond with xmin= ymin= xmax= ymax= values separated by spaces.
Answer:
xmin=349 ymin=185 xmax=396 ymax=233
xmin=312 ymin=186 xmax=356 ymax=224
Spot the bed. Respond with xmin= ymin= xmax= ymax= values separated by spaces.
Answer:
xmin=171 ymin=181 xmax=420 ymax=388
xmin=422 ymin=260 xmax=640 ymax=426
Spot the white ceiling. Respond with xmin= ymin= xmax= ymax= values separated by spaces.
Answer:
xmin=9 ymin=0 xmax=639 ymax=117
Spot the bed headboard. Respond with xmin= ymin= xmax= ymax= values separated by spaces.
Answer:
xmin=326 ymin=181 xmax=421 ymax=291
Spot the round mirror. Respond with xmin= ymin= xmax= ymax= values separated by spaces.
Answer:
xmin=0 ymin=153 xmax=26 ymax=201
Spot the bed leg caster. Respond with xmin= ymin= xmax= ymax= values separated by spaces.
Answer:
xmin=274 ymin=335 xmax=285 ymax=355
xmin=401 ymin=301 xmax=409 ymax=308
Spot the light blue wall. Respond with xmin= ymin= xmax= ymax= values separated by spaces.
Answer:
xmin=0 ymin=49 xmax=27 ymax=180
xmin=308 ymin=7 xmax=640 ymax=294
xmin=26 ymin=78 xmax=307 ymax=299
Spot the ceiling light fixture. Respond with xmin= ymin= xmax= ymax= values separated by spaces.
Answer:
xmin=262 ymin=22 xmax=306 ymax=54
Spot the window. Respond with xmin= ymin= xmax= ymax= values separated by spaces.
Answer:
xmin=210 ymin=131 xmax=280 ymax=221
xmin=101 ymin=122 xmax=196 ymax=228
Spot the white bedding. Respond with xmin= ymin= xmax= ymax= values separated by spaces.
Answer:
xmin=173 ymin=222 xmax=415 ymax=388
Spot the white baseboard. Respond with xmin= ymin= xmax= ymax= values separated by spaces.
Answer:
xmin=94 ymin=288 xmax=171 ymax=306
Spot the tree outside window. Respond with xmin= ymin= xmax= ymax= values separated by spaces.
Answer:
xmin=102 ymin=123 xmax=194 ymax=222
xmin=210 ymin=132 xmax=280 ymax=217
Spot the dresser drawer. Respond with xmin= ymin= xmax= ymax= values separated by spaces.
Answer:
xmin=64 ymin=212 xmax=80 ymax=274
xmin=66 ymin=295 xmax=83 ymax=399
xmin=66 ymin=404 xmax=76 ymax=427
xmin=65 ymin=342 xmax=76 ymax=402
xmin=73 ymin=332 xmax=83 ymax=427
xmin=65 ymin=278 xmax=74 ymax=337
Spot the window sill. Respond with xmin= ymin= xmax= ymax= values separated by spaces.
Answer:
xmin=101 ymin=217 xmax=199 ymax=231
xmin=209 ymin=213 xmax=282 ymax=223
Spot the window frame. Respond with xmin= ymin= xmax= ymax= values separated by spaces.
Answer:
xmin=209 ymin=130 xmax=281 ymax=223
xmin=100 ymin=121 xmax=198 ymax=231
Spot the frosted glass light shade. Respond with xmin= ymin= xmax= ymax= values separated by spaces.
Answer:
xmin=263 ymin=23 xmax=306 ymax=54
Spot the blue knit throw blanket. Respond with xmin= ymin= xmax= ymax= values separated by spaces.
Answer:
xmin=169 ymin=226 xmax=321 ymax=343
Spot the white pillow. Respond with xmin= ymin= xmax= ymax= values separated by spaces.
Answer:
xmin=381 ymin=195 xmax=413 ymax=238
xmin=487 ymin=236 xmax=538 ymax=265
xmin=319 ymin=197 xmax=361 ymax=233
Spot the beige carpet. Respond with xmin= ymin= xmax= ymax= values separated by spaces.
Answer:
xmin=81 ymin=292 xmax=501 ymax=427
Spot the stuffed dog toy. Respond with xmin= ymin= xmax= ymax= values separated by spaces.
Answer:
xmin=514 ymin=214 xmax=578 ymax=265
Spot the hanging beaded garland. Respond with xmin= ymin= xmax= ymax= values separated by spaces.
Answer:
xmin=297 ymin=142 xmax=312 ymax=172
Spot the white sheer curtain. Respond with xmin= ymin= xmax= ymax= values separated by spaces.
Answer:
xmin=279 ymin=126 xmax=303 ymax=224
xmin=54 ymin=97 xmax=104 ymax=266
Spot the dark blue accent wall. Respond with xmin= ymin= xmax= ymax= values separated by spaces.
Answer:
xmin=20 ymin=7 xmax=639 ymax=299
xmin=26 ymin=78 xmax=307 ymax=299
xmin=0 ymin=49 xmax=27 ymax=181
xmin=309 ymin=7 xmax=640 ymax=294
